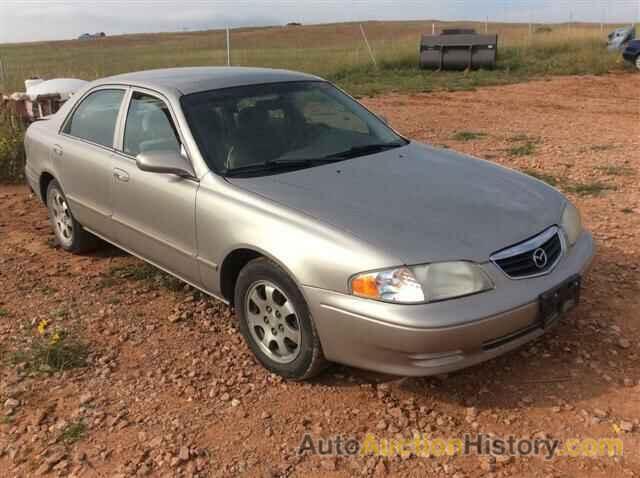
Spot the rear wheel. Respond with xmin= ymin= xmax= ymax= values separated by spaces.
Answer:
xmin=46 ymin=180 xmax=100 ymax=253
xmin=234 ymin=258 xmax=328 ymax=380
xmin=636 ymin=54 xmax=640 ymax=71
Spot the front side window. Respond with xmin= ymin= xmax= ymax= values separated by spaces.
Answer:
xmin=64 ymin=89 xmax=125 ymax=147
xmin=181 ymin=81 xmax=406 ymax=176
xmin=123 ymin=92 xmax=181 ymax=157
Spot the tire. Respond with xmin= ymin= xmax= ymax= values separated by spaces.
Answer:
xmin=234 ymin=257 xmax=328 ymax=380
xmin=636 ymin=54 xmax=640 ymax=71
xmin=46 ymin=180 xmax=100 ymax=253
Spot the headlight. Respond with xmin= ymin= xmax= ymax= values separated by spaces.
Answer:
xmin=350 ymin=262 xmax=493 ymax=304
xmin=561 ymin=201 xmax=582 ymax=246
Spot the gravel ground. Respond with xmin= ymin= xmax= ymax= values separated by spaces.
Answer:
xmin=0 ymin=73 xmax=639 ymax=478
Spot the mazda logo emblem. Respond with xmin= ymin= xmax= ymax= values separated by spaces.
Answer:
xmin=532 ymin=248 xmax=548 ymax=269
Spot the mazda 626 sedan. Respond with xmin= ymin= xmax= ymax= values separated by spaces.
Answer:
xmin=25 ymin=67 xmax=594 ymax=379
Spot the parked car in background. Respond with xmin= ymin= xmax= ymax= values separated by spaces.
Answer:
xmin=622 ymin=39 xmax=640 ymax=70
xmin=24 ymin=67 xmax=594 ymax=380
xmin=607 ymin=25 xmax=635 ymax=51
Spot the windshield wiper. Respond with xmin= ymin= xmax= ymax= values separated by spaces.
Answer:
xmin=223 ymin=158 xmax=340 ymax=177
xmin=325 ymin=141 xmax=407 ymax=160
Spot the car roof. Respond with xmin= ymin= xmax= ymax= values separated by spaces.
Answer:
xmin=97 ymin=67 xmax=323 ymax=96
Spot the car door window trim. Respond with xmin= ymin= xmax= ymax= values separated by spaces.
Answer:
xmin=59 ymin=85 xmax=128 ymax=151
xmin=116 ymin=87 xmax=195 ymax=169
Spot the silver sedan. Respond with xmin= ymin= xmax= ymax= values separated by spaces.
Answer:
xmin=24 ymin=67 xmax=594 ymax=379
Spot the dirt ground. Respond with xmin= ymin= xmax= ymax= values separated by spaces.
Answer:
xmin=1 ymin=73 xmax=639 ymax=478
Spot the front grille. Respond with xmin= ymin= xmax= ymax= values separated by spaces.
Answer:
xmin=490 ymin=227 xmax=563 ymax=279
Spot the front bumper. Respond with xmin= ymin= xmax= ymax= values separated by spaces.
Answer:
xmin=304 ymin=231 xmax=595 ymax=376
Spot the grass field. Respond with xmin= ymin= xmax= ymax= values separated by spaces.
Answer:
xmin=0 ymin=20 xmax=628 ymax=97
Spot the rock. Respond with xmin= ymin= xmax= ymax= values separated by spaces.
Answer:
xmin=373 ymin=459 xmax=387 ymax=477
xmin=178 ymin=446 xmax=190 ymax=462
xmin=230 ymin=399 xmax=240 ymax=407
xmin=220 ymin=393 xmax=230 ymax=402
xmin=35 ymin=462 xmax=52 ymax=475
xmin=4 ymin=398 xmax=19 ymax=409
xmin=320 ymin=457 xmax=337 ymax=471
xmin=376 ymin=420 xmax=388 ymax=431
xmin=32 ymin=408 xmax=48 ymax=426
xmin=149 ymin=436 xmax=163 ymax=448
xmin=480 ymin=458 xmax=496 ymax=472
xmin=620 ymin=421 xmax=634 ymax=433
xmin=618 ymin=338 xmax=631 ymax=349
xmin=593 ymin=409 xmax=608 ymax=418
xmin=79 ymin=393 xmax=94 ymax=405
xmin=45 ymin=451 xmax=67 ymax=466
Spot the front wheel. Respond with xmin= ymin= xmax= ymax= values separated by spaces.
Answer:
xmin=234 ymin=258 xmax=328 ymax=380
xmin=46 ymin=180 xmax=100 ymax=253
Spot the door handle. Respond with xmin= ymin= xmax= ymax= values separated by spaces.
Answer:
xmin=113 ymin=168 xmax=130 ymax=182
xmin=52 ymin=144 xmax=63 ymax=157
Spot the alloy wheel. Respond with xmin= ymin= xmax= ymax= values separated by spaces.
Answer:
xmin=245 ymin=280 xmax=302 ymax=364
xmin=50 ymin=188 xmax=73 ymax=246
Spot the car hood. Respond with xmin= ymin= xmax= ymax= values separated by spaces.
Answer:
xmin=227 ymin=142 xmax=566 ymax=264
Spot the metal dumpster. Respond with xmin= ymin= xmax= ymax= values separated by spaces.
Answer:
xmin=420 ymin=29 xmax=498 ymax=70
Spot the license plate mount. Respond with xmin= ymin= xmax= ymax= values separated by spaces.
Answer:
xmin=539 ymin=275 xmax=581 ymax=328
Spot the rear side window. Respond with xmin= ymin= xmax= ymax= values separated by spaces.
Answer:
xmin=63 ymin=89 xmax=125 ymax=148
xmin=123 ymin=92 xmax=181 ymax=157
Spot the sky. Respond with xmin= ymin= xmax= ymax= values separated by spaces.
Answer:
xmin=0 ymin=0 xmax=638 ymax=43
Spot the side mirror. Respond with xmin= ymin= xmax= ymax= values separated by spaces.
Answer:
xmin=136 ymin=150 xmax=197 ymax=179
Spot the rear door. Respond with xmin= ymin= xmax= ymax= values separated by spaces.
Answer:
xmin=58 ymin=87 xmax=127 ymax=237
xmin=111 ymin=88 xmax=201 ymax=285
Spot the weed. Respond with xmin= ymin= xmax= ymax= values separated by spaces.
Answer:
xmin=0 ymin=109 xmax=26 ymax=183
xmin=621 ymin=208 xmax=633 ymax=214
xmin=596 ymin=165 xmax=634 ymax=176
xmin=11 ymin=320 xmax=88 ymax=373
xmin=107 ymin=262 xmax=184 ymax=292
xmin=59 ymin=421 xmax=86 ymax=444
xmin=520 ymin=168 xmax=561 ymax=186
xmin=0 ymin=308 xmax=8 ymax=317
xmin=508 ymin=142 xmax=537 ymax=157
xmin=452 ymin=131 xmax=487 ymax=141
xmin=1 ymin=415 xmax=15 ymax=425
xmin=566 ymin=181 xmax=616 ymax=197
xmin=590 ymin=144 xmax=616 ymax=152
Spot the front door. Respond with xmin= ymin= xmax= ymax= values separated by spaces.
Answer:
xmin=111 ymin=89 xmax=201 ymax=285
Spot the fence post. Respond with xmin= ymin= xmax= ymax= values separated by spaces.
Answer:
xmin=0 ymin=58 xmax=5 ymax=92
xmin=359 ymin=24 xmax=377 ymax=69
xmin=226 ymin=27 xmax=231 ymax=66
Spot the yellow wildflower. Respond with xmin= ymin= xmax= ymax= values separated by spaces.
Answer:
xmin=37 ymin=319 xmax=49 ymax=336
xmin=50 ymin=331 xmax=61 ymax=345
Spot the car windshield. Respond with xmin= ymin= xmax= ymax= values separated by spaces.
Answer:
xmin=181 ymin=81 xmax=407 ymax=176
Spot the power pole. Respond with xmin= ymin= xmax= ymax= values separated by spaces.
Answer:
xmin=226 ymin=27 xmax=231 ymax=66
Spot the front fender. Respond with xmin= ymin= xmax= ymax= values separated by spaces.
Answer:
xmin=195 ymin=173 xmax=401 ymax=297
